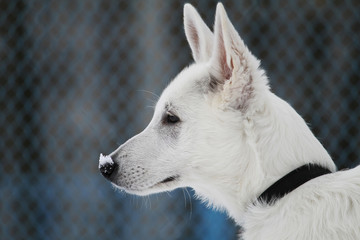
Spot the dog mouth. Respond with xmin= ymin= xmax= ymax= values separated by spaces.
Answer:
xmin=156 ymin=175 xmax=179 ymax=185
xmin=115 ymin=175 xmax=180 ymax=195
xmin=111 ymin=174 xmax=180 ymax=194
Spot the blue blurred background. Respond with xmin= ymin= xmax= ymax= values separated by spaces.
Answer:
xmin=1 ymin=0 xmax=359 ymax=239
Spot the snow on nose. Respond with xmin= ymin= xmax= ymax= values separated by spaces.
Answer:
xmin=99 ymin=153 xmax=117 ymax=179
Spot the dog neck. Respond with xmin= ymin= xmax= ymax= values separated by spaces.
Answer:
xmin=253 ymin=94 xmax=335 ymax=180
xmin=218 ymin=93 xmax=336 ymax=225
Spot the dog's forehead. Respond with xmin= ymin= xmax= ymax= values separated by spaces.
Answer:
xmin=156 ymin=63 xmax=210 ymax=109
xmin=166 ymin=63 xmax=210 ymax=99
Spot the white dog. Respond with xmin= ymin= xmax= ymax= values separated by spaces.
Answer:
xmin=99 ymin=3 xmax=360 ymax=239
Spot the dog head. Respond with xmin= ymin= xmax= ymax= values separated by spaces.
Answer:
xmin=100 ymin=3 xmax=269 ymax=198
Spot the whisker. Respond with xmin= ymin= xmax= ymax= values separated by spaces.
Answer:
xmin=137 ymin=89 xmax=160 ymax=100
xmin=183 ymin=188 xmax=193 ymax=221
xmin=145 ymin=104 xmax=156 ymax=110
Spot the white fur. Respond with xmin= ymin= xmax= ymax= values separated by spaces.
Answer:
xmin=102 ymin=3 xmax=360 ymax=239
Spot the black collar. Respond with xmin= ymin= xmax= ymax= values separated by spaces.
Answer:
xmin=258 ymin=164 xmax=332 ymax=204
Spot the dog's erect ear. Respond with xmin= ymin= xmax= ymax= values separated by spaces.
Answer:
xmin=210 ymin=3 xmax=267 ymax=111
xmin=184 ymin=4 xmax=214 ymax=63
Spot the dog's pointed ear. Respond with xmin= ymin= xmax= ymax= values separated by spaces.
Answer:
xmin=184 ymin=4 xmax=214 ymax=63
xmin=210 ymin=3 xmax=268 ymax=111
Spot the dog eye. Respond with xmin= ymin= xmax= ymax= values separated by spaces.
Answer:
xmin=166 ymin=113 xmax=180 ymax=124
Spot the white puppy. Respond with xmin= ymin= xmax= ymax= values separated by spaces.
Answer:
xmin=100 ymin=3 xmax=360 ymax=239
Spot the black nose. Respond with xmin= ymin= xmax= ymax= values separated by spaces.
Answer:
xmin=99 ymin=161 xmax=118 ymax=179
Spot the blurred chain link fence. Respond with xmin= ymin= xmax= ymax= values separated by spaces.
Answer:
xmin=0 ymin=0 xmax=359 ymax=239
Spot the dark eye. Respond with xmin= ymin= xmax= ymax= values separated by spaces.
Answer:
xmin=166 ymin=113 xmax=180 ymax=124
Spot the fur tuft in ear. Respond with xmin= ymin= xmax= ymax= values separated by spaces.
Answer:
xmin=184 ymin=4 xmax=214 ymax=63
xmin=210 ymin=3 xmax=268 ymax=111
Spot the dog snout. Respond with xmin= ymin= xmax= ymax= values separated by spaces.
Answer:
xmin=99 ymin=154 xmax=118 ymax=180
